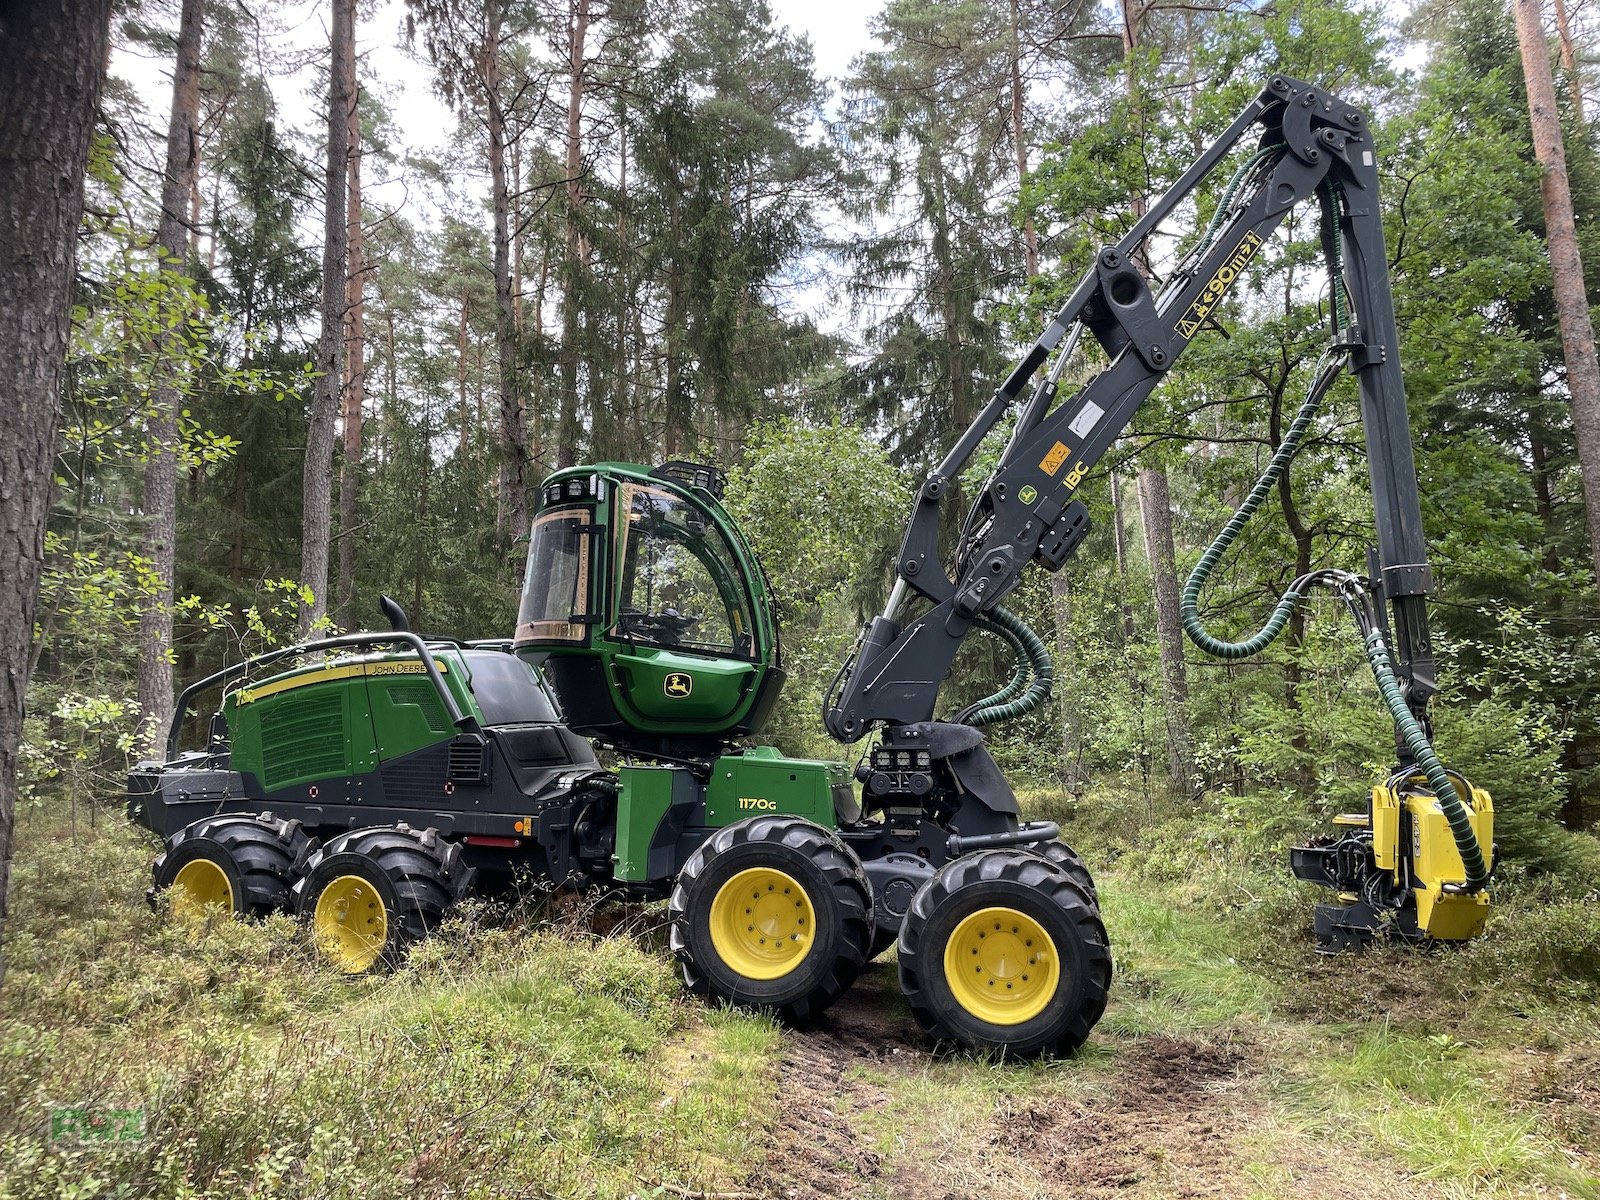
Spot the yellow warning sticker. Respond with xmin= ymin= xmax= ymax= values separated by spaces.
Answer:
xmin=1039 ymin=441 xmax=1073 ymax=476
xmin=1176 ymin=230 xmax=1263 ymax=339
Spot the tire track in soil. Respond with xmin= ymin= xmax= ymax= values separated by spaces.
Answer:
xmin=997 ymin=1036 xmax=1250 ymax=1199
xmin=752 ymin=965 xmax=930 ymax=1200
xmin=755 ymin=977 xmax=1260 ymax=1200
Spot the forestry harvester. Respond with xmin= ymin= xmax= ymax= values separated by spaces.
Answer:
xmin=130 ymin=76 xmax=1493 ymax=1057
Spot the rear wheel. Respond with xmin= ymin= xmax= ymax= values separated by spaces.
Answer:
xmin=292 ymin=825 xmax=475 ymax=973
xmin=898 ymin=850 xmax=1112 ymax=1057
xmin=669 ymin=816 xmax=872 ymax=1022
xmin=152 ymin=812 xmax=312 ymax=921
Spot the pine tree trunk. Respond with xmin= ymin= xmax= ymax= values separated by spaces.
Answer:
xmin=1515 ymin=0 xmax=1600 ymax=594
xmin=137 ymin=0 xmax=204 ymax=756
xmin=1007 ymin=0 xmax=1038 ymax=277
xmin=557 ymin=0 xmax=590 ymax=470
xmin=486 ymin=9 xmax=528 ymax=536
xmin=1272 ymin=383 xmax=1316 ymax=790
xmin=664 ymin=256 xmax=688 ymax=456
xmin=458 ymin=288 xmax=472 ymax=461
xmin=1109 ymin=467 xmax=1136 ymax=641
xmin=1138 ymin=465 xmax=1195 ymax=795
xmin=300 ymin=0 xmax=353 ymax=637
xmin=0 ymin=0 xmax=114 ymax=989
xmin=1552 ymin=0 xmax=1586 ymax=122
xmin=1120 ymin=0 xmax=1194 ymax=793
xmin=1049 ymin=572 xmax=1083 ymax=794
xmin=336 ymin=65 xmax=365 ymax=630
xmin=1004 ymin=26 xmax=1075 ymax=784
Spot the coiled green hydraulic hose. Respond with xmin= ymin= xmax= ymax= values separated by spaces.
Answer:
xmin=1178 ymin=355 xmax=1489 ymax=891
xmin=965 ymin=605 xmax=1053 ymax=727
xmin=1179 ymin=352 xmax=1341 ymax=659
xmin=968 ymin=614 xmax=1031 ymax=710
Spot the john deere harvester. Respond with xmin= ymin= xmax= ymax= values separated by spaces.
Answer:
xmin=134 ymin=76 xmax=1495 ymax=1057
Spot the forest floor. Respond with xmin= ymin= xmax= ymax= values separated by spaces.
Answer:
xmin=2 ymin=779 xmax=1598 ymax=1199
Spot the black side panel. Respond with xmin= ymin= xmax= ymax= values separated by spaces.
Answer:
xmin=380 ymin=741 xmax=453 ymax=807
xmin=946 ymin=744 xmax=1019 ymax=816
xmin=540 ymin=655 xmax=624 ymax=740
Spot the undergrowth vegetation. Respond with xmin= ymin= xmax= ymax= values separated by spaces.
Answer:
xmin=2 ymin=782 xmax=1597 ymax=1198
xmin=1023 ymin=779 xmax=1600 ymax=1198
xmin=0 ymin=803 xmax=778 ymax=1200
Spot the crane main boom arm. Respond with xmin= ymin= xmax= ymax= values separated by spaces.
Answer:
xmin=825 ymin=75 xmax=1435 ymax=743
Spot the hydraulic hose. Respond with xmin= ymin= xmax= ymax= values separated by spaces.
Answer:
xmin=1180 ymin=351 xmax=1344 ymax=659
xmin=1362 ymin=627 xmax=1490 ymax=889
xmin=966 ymin=614 xmax=1031 ymax=711
xmin=964 ymin=605 xmax=1053 ymax=727
xmin=1179 ymin=351 xmax=1489 ymax=891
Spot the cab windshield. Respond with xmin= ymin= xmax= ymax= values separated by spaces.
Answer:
xmin=516 ymin=508 xmax=592 ymax=644
xmin=614 ymin=485 xmax=755 ymax=659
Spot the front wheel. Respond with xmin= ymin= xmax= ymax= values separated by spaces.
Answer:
xmin=898 ymin=850 xmax=1112 ymax=1057
xmin=669 ymin=816 xmax=872 ymax=1023
xmin=1026 ymin=839 xmax=1098 ymax=906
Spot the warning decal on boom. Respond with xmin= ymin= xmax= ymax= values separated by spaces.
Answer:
xmin=1176 ymin=230 xmax=1263 ymax=339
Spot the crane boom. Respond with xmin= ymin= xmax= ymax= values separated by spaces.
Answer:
xmin=824 ymin=75 xmax=1436 ymax=741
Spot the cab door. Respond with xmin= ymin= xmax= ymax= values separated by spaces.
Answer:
xmin=608 ymin=482 xmax=760 ymax=728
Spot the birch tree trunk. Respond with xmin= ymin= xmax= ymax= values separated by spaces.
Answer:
xmin=1514 ymin=0 xmax=1600 ymax=592
xmin=0 ymin=0 xmax=114 ymax=989
xmin=137 ymin=0 xmax=205 ymax=755
xmin=300 ymin=0 xmax=354 ymax=637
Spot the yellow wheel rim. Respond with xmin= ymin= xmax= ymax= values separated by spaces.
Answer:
xmin=944 ymin=906 xmax=1060 ymax=1026
xmin=708 ymin=866 xmax=816 ymax=981
xmin=313 ymin=874 xmax=389 ymax=973
xmin=171 ymin=858 xmax=234 ymax=921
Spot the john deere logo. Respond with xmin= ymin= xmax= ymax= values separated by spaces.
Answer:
xmin=1018 ymin=485 xmax=1038 ymax=505
xmin=664 ymin=672 xmax=693 ymax=698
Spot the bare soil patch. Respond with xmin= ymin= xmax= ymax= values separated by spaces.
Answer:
xmin=753 ymin=965 xmax=1269 ymax=1200
xmin=752 ymin=966 xmax=922 ymax=1200
xmin=752 ymin=985 xmax=1443 ymax=1200
xmin=997 ymin=1035 xmax=1249 ymax=1199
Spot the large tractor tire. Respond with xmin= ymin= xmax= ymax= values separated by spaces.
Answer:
xmin=152 ymin=812 xmax=313 ymax=921
xmin=898 ymin=850 xmax=1112 ymax=1057
xmin=1026 ymin=839 xmax=1098 ymax=907
xmin=292 ymin=825 xmax=475 ymax=974
xmin=669 ymin=816 xmax=873 ymax=1023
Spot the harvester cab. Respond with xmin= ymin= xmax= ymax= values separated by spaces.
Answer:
xmin=514 ymin=460 xmax=786 ymax=760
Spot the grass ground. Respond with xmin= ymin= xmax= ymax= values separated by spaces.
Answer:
xmin=1 ymin=781 xmax=1597 ymax=1199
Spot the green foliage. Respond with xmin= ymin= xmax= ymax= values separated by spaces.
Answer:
xmin=725 ymin=418 xmax=909 ymax=753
